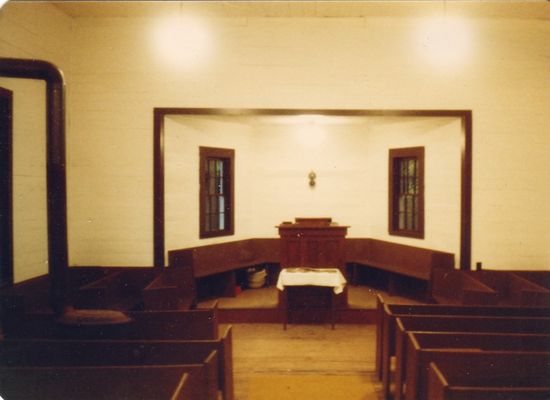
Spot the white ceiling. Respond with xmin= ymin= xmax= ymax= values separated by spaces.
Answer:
xmin=46 ymin=1 xmax=550 ymax=20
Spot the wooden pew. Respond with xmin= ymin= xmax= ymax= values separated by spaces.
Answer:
xmin=403 ymin=348 xmax=550 ymax=400
xmin=392 ymin=315 xmax=550 ymax=400
xmin=375 ymin=294 xmax=550 ymax=384
xmin=142 ymin=265 xmax=197 ymax=311
xmin=466 ymin=270 xmax=550 ymax=306
xmin=74 ymin=268 xmax=156 ymax=311
xmin=168 ymin=238 xmax=279 ymax=299
xmin=427 ymin=359 xmax=550 ymax=400
xmin=430 ymin=268 xmax=498 ymax=305
xmin=2 ymin=305 xmax=219 ymax=340
xmin=513 ymin=271 xmax=550 ymax=291
xmin=397 ymin=331 xmax=550 ymax=400
xmin=0 ymin=364 xmax=206 ymax=400
xmin=347 ymin=238 xmax=454 ymax=297
xmin=0 ymin=325 xmax=234 ymax=400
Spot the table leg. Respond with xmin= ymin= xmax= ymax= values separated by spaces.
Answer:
xmin=330 ymin=290 xmax=335 ymax=330
xmin=282 ymin=289 xmax=288 ymax=330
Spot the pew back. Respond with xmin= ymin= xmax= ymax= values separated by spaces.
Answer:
xmin=410 ymin=331 xmax=550 ymax=351
xmin=0 ymin=326 xmax=234 ymax=400
xmin=400 ymin=331 xmax=550 ymax=400
xmin=427 ymin=360 xmax=550 ymax=400
xmin=376 ymin=296 xmax=550 ymax=396
xmin=2 ymin=307 xmax=219 ymax=340
xmin=407 ymin=350 xmax=550 ymax=400
xmin=0 ymin=365 xmax=200 ymax=400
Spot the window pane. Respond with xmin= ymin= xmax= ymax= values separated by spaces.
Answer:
xmin=200 ymin=147 xmax=234 ymax=238
xmin=205 ymin=212 xmax=210 ymax=231
xmin=210 ymin=196 xmax=218 ymax=216
xmin=210 ymin=213 xmax=218 ymax=231
xmin=398 ymin=195 xmax=404 ymax=212
xmin=219 ymin=196 xmax=225 ymax=214
xmin=398 ymin=212 xmax=405 ymax=230
xmin=219 ymin=211 xmax=225 ymax=230
xmin=389 ymin=148 xmax=424 ymax=237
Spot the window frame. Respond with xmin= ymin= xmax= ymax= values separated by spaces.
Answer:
xmin=199 ymin=146 xmax=235 ymax=239
xmin=388 ymin=146 xmax=425 ymax=239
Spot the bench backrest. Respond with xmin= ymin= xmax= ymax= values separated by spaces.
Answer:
xmin=410 ymin=331 xmax=550 ymax=351
xmin=431 ymin=269 xmax=498 ymax=304
xmin=0 ymin=364 xmax=206 ymax=400
xmin=2 ymin=308 xmax=219 ymax=340
xmin=396 ymin=315 xmax=550 ymax=334
xmin=428 ymin=361 xmax=550 ymax=400
xmin=0 ymin=325 xmax=234 ymax=400
xmin=142 ymin=266 xmax=197 ymax=310
xmin=168 ymin=239 xmax=279 ymax=278
xmin=466 ymin=270 xmax=550 ymax=306
xmin=384 ymin=302 xmax=550 ymax=318
xmin=409 ymin=349 xmax=550 ymax=400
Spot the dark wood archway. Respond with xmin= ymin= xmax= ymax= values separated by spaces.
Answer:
xmin=153 ymin=108 xmax=472 ymax=270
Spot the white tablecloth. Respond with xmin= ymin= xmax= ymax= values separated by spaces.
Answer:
xmin=276 ymin=268 xmax=347 ymax=294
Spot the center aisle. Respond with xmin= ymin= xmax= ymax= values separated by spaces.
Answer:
xmin=228 ymin=323 xmax=383 ymax=400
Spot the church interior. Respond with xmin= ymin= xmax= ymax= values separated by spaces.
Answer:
xmin=0 ymin=1 xmax=549 ymax=399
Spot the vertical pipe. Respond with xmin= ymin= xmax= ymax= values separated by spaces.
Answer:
xmin=0 ymin=58 xmax=68 ymax=313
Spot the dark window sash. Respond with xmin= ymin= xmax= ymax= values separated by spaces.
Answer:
xmin=389 ymin=147 xmax=424 ymax=239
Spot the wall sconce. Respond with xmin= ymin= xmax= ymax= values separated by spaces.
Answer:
xmin=308 ymin=171 xmax=316 ymax=187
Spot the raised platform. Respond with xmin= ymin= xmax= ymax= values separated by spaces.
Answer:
xmin=198 ymin=284 xmax=421 ymax=324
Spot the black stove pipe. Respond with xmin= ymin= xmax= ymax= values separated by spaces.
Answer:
xmin=0 ymin=57 xmax=68 ymax=314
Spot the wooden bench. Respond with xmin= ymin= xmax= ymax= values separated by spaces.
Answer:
xmin=427 ymin=358 xmax=550 ymax=400
xmin=2 ymin=306 xmax=219 ymax=340
xmin=398 ymin=331 xmax=550 ymax=400
xmin=513 ymin=270 xmax=550 ymax=291
xmin=74 ymin=268 xmax=156 ymax=311
xmin=430 ymin=268 xmax=498 ymax=304
xmin=169 ymin=238 xmax=279 ymax=299
xmin=0 ymin=324 xmax=234 ymax=400
xmin=392 ymin=315 xmax=550 ymax=400
xmin=404 ymin=348 xmax=550 ymax=400
xmin=142 ymin=265 xmax=197 ymax=310
xmin=375 ymin=295 xmax=550 ymax=399
xmin=466 ymin=270 xmax=550 ymax=306
xmin=347 ymin=238 xmax=454 ymax=297
xmin=375 ymin=295 xmax=550 ymax=383
xmin=0 ymin=267 xmax=110 ymax=316
xmin=0 ymin=363 xmax=210 ymax=400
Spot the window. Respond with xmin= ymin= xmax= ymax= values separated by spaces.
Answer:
xmin=389 ymin=147 xmax=424 ymax=238
xmin=199 ymin=146 xmax=234 ymax=238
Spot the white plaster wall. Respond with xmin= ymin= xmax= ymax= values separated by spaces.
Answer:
xmin=164 ymin=116 xmax=255 ymax=255
xmin=164 ymin=115 xmax=462 ymax=263
xmin=3 ymin=3 xmax=549 ymax=271
xmin=0 ymin=3 xmax=73 ymax=282
xmin=66 ymin=13 xmax=549 ymax=269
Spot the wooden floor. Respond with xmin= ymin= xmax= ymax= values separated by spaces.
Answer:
xmin=206 ymin=285 xmax=421 ymax=398
xmin=228 ymin=322 xmax=383 ymax=400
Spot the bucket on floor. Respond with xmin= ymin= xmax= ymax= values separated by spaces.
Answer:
xmin=247 ymin=267 xmax=267 ymax=289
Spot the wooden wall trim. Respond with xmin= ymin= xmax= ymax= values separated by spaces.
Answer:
xmin=153 ymin=108 xmax=165 ymax=270
xmin=153 ymin=108 xmax=473 ymax=270
xmin=460 ymin=111 xmax=473 ymax=270
xmin=0 ymin=87 xmax=14 ymax=287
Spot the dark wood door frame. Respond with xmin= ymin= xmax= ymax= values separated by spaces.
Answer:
xmin=0 ymin=87 xmax=13 ymax=287
xmin=153 ymin=108 xmax=472 ymax=270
